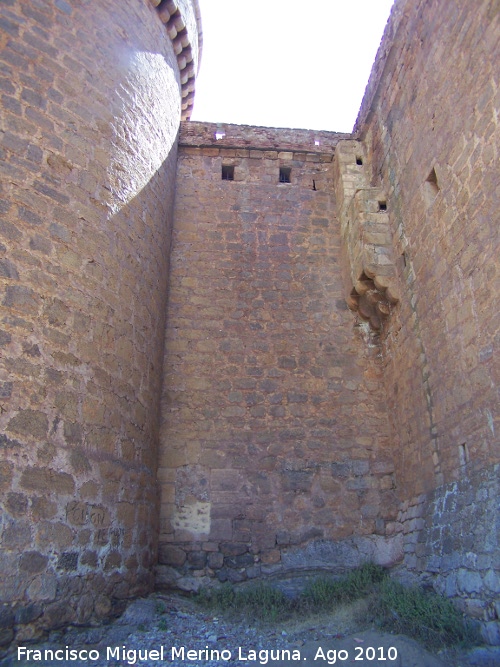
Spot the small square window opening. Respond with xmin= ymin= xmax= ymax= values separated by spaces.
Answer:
xmin=356 ymin=156 xmax=363 ymax=166
xmin=221 ymin=165 xmax=234 ymax=181
xmin=279 ymin=167 xmax=291 ymax=183
xmin=424 ymin=167 xmax=440 ymax=206
xmin=378 ymin=201 xmax=387 ymax=211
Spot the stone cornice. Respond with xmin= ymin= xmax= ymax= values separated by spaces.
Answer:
xmin=149 ymin=0 xmax=203 ymax=120
xmin=179 ymin=121 xmax=351 ymax=153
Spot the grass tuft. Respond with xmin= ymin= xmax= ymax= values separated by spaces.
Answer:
xmin=303 ymin=562 xmax=386 ymax=608
xmin=373 ymin=579 xmax=480 ymax=649
xmin=198 ymin=582 xmax=291 ymax=622
xmin=196 ymin=563 xmax=479 ymax=649
xmin=155 ymin=601 xmax=166 ymax=615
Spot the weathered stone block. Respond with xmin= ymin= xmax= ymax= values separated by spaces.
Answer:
xmin=19 ymin=551 xmax=48 ymax=574
xmin=57 ymin=552 xmax=79 ymax=571
xmin=158 ymin=545 xmax=186 ymax=567
xmin=5 ymin=492 xmax=27 ymax=517
xmin=3 ymin=285 xmax=41 ymax=314
xmin=65 ymin=501 xmax=87 ymax=526
xmin=188 ymin=551 xmax=207 ymax=568
xmin=37 ymin=522 xmax=74 ymax=550
xmin=20 ymin=466 xmax=74 ymax=494
xmin=207 ymin=552 xmax=224 ymax=569
xmin=281 ymin=470 xmax=313 ymax=492
xmin=457 ymin=568 xmax=484 ymax=594
xmin=7 ymin=410 xmax=48 ymax=439
xmin=484 ymin=569 xmax=500 ymax=593
xmin=220 ymin=542 xmax=248 ymax=557
xmin=104 ymin=551 xmax=122 ymax=571
xmin=2 ymin=521 xmax=32 ymax=549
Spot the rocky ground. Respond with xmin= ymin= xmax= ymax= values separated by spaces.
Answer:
xmin=1 ymin=593 xmax=499 ymax=667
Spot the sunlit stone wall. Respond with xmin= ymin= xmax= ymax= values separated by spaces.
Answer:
xmin=0 ymin=0 xmax=198 ymax=644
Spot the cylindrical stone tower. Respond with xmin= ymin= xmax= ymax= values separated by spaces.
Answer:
xmin=0 ymin=0 xmax=201 ymax=645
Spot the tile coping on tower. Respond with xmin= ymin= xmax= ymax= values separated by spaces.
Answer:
xmin=148 ymin=0 xmax=203 ymax=120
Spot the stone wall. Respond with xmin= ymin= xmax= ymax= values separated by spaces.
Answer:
xmin=396 ymin=465 xmax=499 ymax=644
xmin=0 ymin=0 xmax=199 ymax=646
xmin=0 ymin=0 xmax=497 ymax=649
xmin=355 ymin=0 xmax=499 ymax=492
xmin=157 ymin=122 xmax=401 ymax=591
xmin=350 ymin=0 xmax=499 ymax=642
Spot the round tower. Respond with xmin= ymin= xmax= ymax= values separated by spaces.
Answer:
xmin=0 ymin=0 xmax=201 ymax=644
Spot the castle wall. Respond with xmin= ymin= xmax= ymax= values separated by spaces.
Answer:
xmin=350 ymin=0 xmax=499 ymax=641
xmin=0 ymin=0 xmax=198 ymax=645
xmin=0 ymin=0 xmax=497 ymax=649
xmin=157 ymin=122 xmax=401 ymax=590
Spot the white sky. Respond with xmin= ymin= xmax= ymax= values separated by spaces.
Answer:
xmin=191 ymin=0 xmax=395 ymax=133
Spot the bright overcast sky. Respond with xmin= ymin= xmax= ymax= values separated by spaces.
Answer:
xmin=191 ymin=0 xmax=395 ymax=133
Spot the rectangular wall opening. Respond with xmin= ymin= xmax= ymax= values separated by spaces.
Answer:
xmin=279 ymin=167 xmax=291 ymax=183
xmin=459 ymin=442 xmax=469 ymax=466
xmin=222 ymin=165 xmax=234 ymax=181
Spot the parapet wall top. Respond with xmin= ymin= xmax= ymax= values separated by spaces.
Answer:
xmin=149 ymin=0 xmax=203 ymax=120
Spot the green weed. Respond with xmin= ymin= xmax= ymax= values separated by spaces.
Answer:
xmin=374 ymin=579 xmax=480 ymax=649
xmin=155 ymin=601 xmax=166 ymax=615
xmin=196 ymin=563 xmax=479 ymax=649
xmin=197 ymin=581 xmax=292 ymax=622
xmin=303 ymin=563 xmax=386 ymax=608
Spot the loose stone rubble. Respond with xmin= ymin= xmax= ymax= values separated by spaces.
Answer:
xmin=2 ymin=594 xmax=500 ymax=667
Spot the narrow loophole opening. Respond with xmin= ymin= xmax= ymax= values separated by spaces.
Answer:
xmin=279 ymin=167 xmax=291 ymax=184
xmin=459 ymin=443 xmax=469 ymax=466
xmin=356 ymin=156 xmax=363 ymax=166
xmin=424 ymin=167 xmax=440 ymax=205
xmin=221 ymin=165 xmax=234 ymax=181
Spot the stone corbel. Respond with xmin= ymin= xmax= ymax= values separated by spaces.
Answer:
xmin=345 ymin=188 xmax=400 ymax=330
xmin=334 ymin=140 xmax=399 ymax=331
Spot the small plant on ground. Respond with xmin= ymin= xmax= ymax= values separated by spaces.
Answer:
xmin=155 ymin=601 xmax=166 ymax=615
xmin=197 ymin=582 xmax=292 ymax=622
xmin=236 ymin=583 xmax=291 ymax=622
xmin=373 ymin=579 xmax=480 ymax=649
xmin=196 ymin=564 xmax=479 ymax=649
xmin=303 ymin=562 xmax=387 ymax=609
xmin=197 ymin=582 xmax=237 ymax=611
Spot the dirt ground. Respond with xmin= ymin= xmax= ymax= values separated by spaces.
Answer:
xmin=266 ymin=601 xmax=498 ymax=667
xmin=1 ymin=593 xmax=499 ymax=667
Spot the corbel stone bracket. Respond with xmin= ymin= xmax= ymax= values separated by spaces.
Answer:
xmin=334 ymin=140 xmax=400 ymax=331
xmin=149 ymin=0 xmax=203 ymax=120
